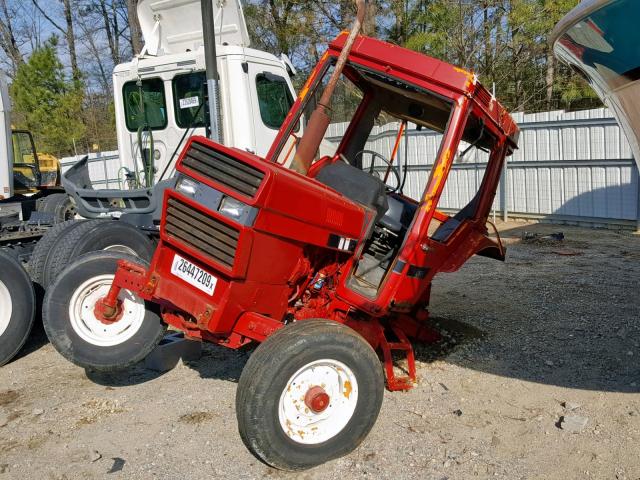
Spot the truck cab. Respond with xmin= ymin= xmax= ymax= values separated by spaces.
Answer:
xmin=112 ymin=0 xmax=297 ymax=186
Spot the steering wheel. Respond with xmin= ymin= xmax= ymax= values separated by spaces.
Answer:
xmin=353 ymin=150 xmax=401 ymax=193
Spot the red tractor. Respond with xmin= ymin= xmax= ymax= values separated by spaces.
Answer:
xmin=42 ymin=2 xmax=519 ymax=470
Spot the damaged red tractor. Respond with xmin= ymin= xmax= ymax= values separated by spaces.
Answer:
xmin=42 ymin=5 xmax=519 ymax=470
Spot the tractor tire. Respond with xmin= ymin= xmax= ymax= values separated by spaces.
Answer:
xmin=236 ymin=319 xmax=384 ymax=471
xmin=28 ymin=219 xmax=86 ymax=286
xmin=42 ymin=220 xmax=155 ymax=289
xmin=39 ymin=193 xmax=77 ymax=223
xmin=0 ymin=250 xmax=36 ymax=366
xmin=42 ymin=251 xmax=166 ymax=371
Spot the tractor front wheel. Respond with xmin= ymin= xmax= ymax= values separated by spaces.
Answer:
xmin=236 ymin=319 xmax=384 ymax=471
xmin=42 ymin=251 xmax=166 ymax=371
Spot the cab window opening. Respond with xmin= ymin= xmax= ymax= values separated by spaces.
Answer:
xmin=173 ymin=71 xmax=206 ymax=129
xmin=123 ymin=78 xmax=168 ymax=132
xmin=256 ymin=72 xmax=295 ymax=130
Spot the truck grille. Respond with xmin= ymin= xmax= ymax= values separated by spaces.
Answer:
xmin=182 ymin=141 xmax=264 ymax=198
xmin=164 ymin=198 xmax=239 ymax=269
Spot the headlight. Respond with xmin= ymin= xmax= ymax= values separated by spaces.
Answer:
xmin=219 ymin=196 xmax=247 ymax=221
xmin=218 ymin=196 xmax=258 ymax=225
xmin=175 ymin=176 xmax=198 ymax=196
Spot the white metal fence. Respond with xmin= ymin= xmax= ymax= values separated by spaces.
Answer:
xmin=59 ymin=151 xmax=121 ymax=189
xmin=328 ymin=107 xmax=640 ymax=230
xmin=60 ymin=108 xmax=640 ymax=230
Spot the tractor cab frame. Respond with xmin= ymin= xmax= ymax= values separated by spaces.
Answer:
xmin=44 ymin=29 xmax=519 ymax=471
xmin=101 ymin=33 xmax=518 ymax=384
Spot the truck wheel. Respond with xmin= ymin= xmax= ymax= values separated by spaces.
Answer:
xmin=64 ymin=220 xmax=155 ymax=259
xmin=42 ymin=251 xmax=166 ymax=371
xmin=39 ymin=193 xmax=77 ymax=223
xmin=40 ymin=219 xmax=113 ymax=288
xmin=236 ymin=320 xmax=384 ymax=471
xmin=0 ymin=251 xmax=36 ymax=366
xmin=42 ymin=220 xmax=155 ymax=289
xmin=28 ymin=220 xmax=86 ymax=286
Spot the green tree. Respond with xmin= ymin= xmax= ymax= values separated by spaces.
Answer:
xmin=10 ymin=38 xmax=86 ymax=156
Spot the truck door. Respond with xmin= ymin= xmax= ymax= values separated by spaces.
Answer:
xmin=246 ymin=62 xmax=296 ymax=157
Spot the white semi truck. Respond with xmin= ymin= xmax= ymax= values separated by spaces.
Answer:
xmin=64 ymin=0 xmax=298 ymax=221
xmin=1 ymin=0 xmax=299 ymax=367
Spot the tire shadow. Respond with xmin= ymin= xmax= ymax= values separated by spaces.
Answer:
xmin=85 ymin=342 xmax=253 ymax=387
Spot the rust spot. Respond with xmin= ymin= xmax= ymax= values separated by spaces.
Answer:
xmin=298 ymin=430 xmax=305 ymax=439
xmin=344 ymin=380 xmax=353 ymax=399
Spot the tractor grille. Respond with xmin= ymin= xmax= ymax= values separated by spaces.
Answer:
xmin=182 ymin=141 xmax=264 ymax=198
xmin=165 ymin=198 xmax=239 ymax=269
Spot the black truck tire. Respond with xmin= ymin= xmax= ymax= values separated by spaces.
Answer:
xmin=0 ymin=250 xmax=36 ymax=366
xmin=42 ymin=220 xmax=155 ymax=289
xmin=236 ymin=320 xmax=384 ymax=471
xmin=42 ymin=251 xmax=166 ymax=371
xmin=39 ymin=193 xmax=77 ymax=223
xmin=28 ymin=219 xmax=86 ymax=286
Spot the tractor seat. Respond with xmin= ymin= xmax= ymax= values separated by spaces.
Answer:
xmin=315 ymin=162 xmax=389 ymax=222
xmin=379 ymin=195 xmax=418 ymax=233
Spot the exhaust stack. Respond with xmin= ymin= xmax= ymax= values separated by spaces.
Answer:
xmin=201 ymin=0 xmax=223 ymax=144
xmin=291 ymin=0 xmax=367 ymax=175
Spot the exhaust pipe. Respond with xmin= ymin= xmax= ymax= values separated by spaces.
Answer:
xmin=291 ymin=0 xmax=367 ymax=175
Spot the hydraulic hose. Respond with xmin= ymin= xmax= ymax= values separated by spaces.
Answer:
xmin=137 ymin=124 xmax=154 ymax=187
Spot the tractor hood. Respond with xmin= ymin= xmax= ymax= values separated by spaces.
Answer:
xmin=137 ymin=0 xmax=250 ymax=56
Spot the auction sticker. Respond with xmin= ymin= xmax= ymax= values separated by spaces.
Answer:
xmin=179 ymin=96 xmax=200 ymax=109
xmin=170 ymin=254 xmax=217 ymax=296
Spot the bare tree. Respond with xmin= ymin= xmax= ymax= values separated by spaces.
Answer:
xmin=31 ymin=0 xmax=82 ymax=83
xmin=0 ymin=0 xmax=24 ymax=71
xmin=126 ymin=0 xmax=142 ymax=54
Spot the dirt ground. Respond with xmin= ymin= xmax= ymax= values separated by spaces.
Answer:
xmin=1 ymin=220 xmax=639 ymax=480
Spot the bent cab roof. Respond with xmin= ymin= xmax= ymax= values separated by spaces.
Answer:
xmin=137 ymin=0 xmax=250 ymax=56
xmin=323 ymin=33 xmax=520 ymax=149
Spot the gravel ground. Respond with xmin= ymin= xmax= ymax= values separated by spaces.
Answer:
xmin=0 ymin=221 xmax=639 ymax=480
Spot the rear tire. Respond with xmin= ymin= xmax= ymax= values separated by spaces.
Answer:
xmin=42 ymin=251 xmax=166 ymax=371
xmin=236 ymin=320 xmax=384 ymax=471
xmin=28 ymin=219 xmax=86 ymax=286
xmin=0 ymin=250 xmax=36 ymax=366
xmin=39 ymin=193 xmax=77 ymax=223
xmin=42 ymin=220 xmax=155 ymax=289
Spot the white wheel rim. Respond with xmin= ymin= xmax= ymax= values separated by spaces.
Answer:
xmin=278 ymin=359 xmax=358 ymax=445
xmin=0 ymin=279 xmax=12 ymax=337
xmin=103 ymin=245 xmax=138 ymax=256
xmin=68 ymin=274 xmax=145 ymax=347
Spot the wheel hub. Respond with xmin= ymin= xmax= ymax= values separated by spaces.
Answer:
xmin=305 ymin=386 xmax=330 ymax=413
xmin=93 ymin=297 xmax=124 ymax=325
xmin=278 ymin=359 xmax=359 ymax=445
xmin=68 ymin=274 xmax=146 ymax=347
